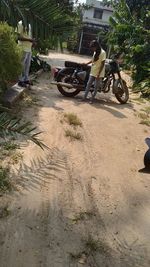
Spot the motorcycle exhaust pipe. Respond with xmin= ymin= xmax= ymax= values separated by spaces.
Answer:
xmin=51 ymin=81 xmax=74 ymax=88
xmin=51 ymin=81 xmax=84 ymax=89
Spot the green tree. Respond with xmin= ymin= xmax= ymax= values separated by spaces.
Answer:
xmin=108 ymin=0 xmax=150 ymax=96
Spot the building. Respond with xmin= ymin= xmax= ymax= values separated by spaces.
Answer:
xmin=78 ymin=0 xmax=113 ymax=55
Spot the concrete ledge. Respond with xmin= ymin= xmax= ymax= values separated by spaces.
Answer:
xmin=2 ymin=84 xmax=28 ymax=108
xmin=2 ymin=69 xmax=44 ymax=108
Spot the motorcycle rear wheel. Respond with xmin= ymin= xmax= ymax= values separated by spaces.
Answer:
xmin=57 ymin=69 xmax=81 ymax=97
xmin=114 ymin=79 xmax=129 ymax=104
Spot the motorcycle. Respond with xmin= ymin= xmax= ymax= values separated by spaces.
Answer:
xmin=144 ymin=138 xmax=150 ymax=170
xmin=30 ymin=55 xmax=51 ymax=74
xmin=51 ymin=58 xmax=129 ymax=104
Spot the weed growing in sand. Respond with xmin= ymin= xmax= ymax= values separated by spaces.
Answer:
xmin=3 ymin=142 xmax=20 ymax=151
xmin=64 ymin=113 xmax=82 ymax=127
xmin=10 ymin=152 xmax=23 ymax=164
xmin=22 ymin=93 xmax=40 ymax=107
xmin=65 ymin=129 xmax=82 ymax=141
xmin=69 ymin=251 xmax=83 ymax=260
xmin=141 ymin=106 xmax=150 ymax=115
xmin=138 ymin=107 xmax=150 ymax=127
xmin=133 ymin=97 xmax=146 ymax=104
xmin=69 ymin=236 xmax=110 ymax=264
xmin=85 ymin=236 xmax=100 ymax=252
xmin=140 ymin=120 xmax=150 ymax=127
xmin=72 ymin=211 xmax=95 ymax=223
xmin=0 ymin=206 xmax=10 ymax=218
xmin=85 ymin=235 xmax=110 ymax=254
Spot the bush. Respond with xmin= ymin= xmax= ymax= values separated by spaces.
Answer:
xmin=133 ymin=79 xmax=150 ymax=98
xmin=0 ymin=23 xmax=22 ymax=93
xmin=108 ymin=0 xmax=150 ymax=97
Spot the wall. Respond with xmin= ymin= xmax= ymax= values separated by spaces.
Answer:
xmin=83 ymin=0 xmax=113 ymax=26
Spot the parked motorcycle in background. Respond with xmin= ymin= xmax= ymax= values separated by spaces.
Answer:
xmin=30 ymin=55 xmax=51 ymax=74
xmin=52 ymin=57 xmax=129 ymax=104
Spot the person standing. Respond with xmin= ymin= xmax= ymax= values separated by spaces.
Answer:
xmin=17 ymin=21 xmax=34 ymax=87
xmin=83 ymin=40 xmax=106 ymax=103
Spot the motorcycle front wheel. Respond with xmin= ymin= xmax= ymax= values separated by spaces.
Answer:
xmin=114 ymin=79 xmax=129 ymax=104
xmin=57 ymin=69 xmax=81 ymax=97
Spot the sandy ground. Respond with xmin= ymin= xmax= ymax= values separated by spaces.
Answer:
xmin=0 ymin=52 xmax=150 ymax=267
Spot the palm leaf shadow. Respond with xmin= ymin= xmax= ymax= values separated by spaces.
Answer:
xmin=13 ymin=148 xmax=67 ymax=192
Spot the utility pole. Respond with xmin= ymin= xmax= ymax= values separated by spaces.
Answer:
xmin=78 ymin=30 xmax=83 ymax=54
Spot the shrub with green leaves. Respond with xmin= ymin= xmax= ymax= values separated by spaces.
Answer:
xmin=108 ymin=0 xmax=150 ymax=97
xmin=0 ymin=23 xmax=22 ymax=92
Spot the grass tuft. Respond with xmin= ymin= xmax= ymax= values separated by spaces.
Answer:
xmin=138 ymin=107 xmax=150 ymax=127
xmin=69 ymin=252 xmax=83 ymax=260
xmin=133 ymin=97 xmax=146 ymax=104
xmin=85 ymin=235 xmax=110 ymax=254
xmin=64 ymin=113 xmax=82 ymax=127
xmin=72 ymin=211 xmax=95 ymax=223
xmin=85 ymin=236 xmax=100 ymax=252
xmin=22 ymin=93 xmax=40 ymax=107
xmin=10 ymin=152 xmax=23 ymax=164
xmin=0 ymin=206 xmax=10 ymax=218
xmin=142 ymin=106 xmax=150 ymax=115
xmin=140 ymin=120 xmax=150 ymax=127
xmin=65 ymin=129 xmax=82 ymax=141
xmin=138 ymin=112 xmax=148 ymax=120
xmin=3 ymin=142 xmax=20 ymax=151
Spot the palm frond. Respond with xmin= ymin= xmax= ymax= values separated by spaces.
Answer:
xmin=0 ymin=112 xmax=47 ymax=149
xmin=0 ymin=0 xmax=75 ymax=40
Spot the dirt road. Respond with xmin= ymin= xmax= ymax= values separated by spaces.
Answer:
xmin=0 ymin=52 xmax=150 ymax=267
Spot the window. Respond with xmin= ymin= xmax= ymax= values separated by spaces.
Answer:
xmin=93 ymin=8 xmax=103 ymax=19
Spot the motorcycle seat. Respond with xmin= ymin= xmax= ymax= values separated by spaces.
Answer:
xmin=65 ymin=61 xmax=82 ymax=68
xmin=65 ymin=61 xmax=90 ymax=71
